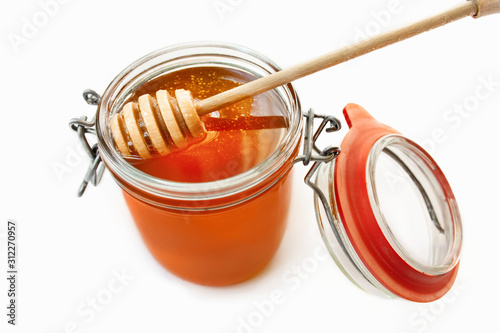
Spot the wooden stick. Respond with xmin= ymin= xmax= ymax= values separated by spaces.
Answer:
xmin=195 ymin=0 xmax=498 ymax=116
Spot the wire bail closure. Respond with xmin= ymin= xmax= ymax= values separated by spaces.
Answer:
xmin=293 ymin=108 xmax=343 ymax=248
xmin=69 ymin=89 xmax=105 ymax=197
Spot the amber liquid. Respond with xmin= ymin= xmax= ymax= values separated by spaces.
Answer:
xmin=125 ymin=66 xmax=288 ymax=182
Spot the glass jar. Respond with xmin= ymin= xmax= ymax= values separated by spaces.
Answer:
xmin=95 ymin=42 xmax=303 ymax=286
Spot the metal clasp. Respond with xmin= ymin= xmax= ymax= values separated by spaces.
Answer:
xmin=69 ymin=89 xmax=105 ymax=197
xmin=293 ymin=108 xmax=342 ymax=167
xmin=294 ymin=108 xmax=342 ymax=233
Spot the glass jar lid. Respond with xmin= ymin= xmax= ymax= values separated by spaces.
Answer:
xmin=313 ymin=103 xmax=462 ymax=302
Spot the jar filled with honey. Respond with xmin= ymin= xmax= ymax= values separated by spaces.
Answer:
xmin=95 ymin=43 xmax=303 ymax=286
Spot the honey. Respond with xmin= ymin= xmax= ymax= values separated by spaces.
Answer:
xmin=124 ymin=67 xmax=288 ymax=182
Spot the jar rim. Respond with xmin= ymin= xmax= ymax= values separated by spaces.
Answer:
xmin=96 ymin=42 xmax=302 ymax=205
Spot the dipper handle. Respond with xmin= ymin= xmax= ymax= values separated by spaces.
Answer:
xmin=195 ymin=0 xmax=499 ymax=116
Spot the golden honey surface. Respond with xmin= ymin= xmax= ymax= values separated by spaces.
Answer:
xmin=124 ymin=66 xmax=287 ymax=182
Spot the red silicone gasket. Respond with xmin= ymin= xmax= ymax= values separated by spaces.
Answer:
xmin=334 ymin=103 xmax=459 ymax=302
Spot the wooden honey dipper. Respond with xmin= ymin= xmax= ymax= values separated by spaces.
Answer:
xmin=110 ymin=0 xmax=499 ymax=159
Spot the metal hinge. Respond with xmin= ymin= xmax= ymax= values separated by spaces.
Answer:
xmin=68 ymin=89 xmax=105 ymax=197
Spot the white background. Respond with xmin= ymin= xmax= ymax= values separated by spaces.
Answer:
xmin=1 ymin=0 xmax=500 ymax=332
